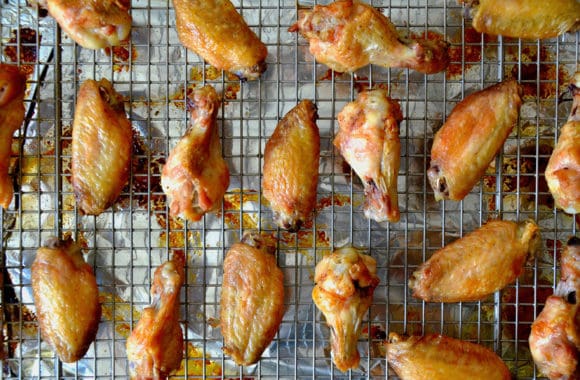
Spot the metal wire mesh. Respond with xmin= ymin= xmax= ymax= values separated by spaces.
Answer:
xmin=1 ymin=0 xmax=578 ymax=378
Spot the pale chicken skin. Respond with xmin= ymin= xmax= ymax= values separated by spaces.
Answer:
xmin=289 ymin=0 xmax=450 ymax=74
xmin=220 ymin=233 xmax=285 ymax=365
xmin=31 ymin=237 xmax=101 ymax=363
xmin=173 ymin=0 xmax=268 ymax=80
xmin=161 ymin=85 xmax=230 ymax=223
xmin=126 ymin=251 xmax=185 ymax=380
xmin=529 ymin=237 xmax=580 ymax=380
xmin=263 ymin=100 xmax=320 ymax=232
xmin=0 ymin=64 xmax=26 ymax=209
xmin=335 ymin=89 xmax=403 ymax=223
xmin=428 ymin=80 xmax=522 ymax=201
xmin=545 ymin=72 xmax=580 ymax=214
xmin=409 ymin=220 xmax=541 ymax=302
xmin=71 ymin=78 xmax=132 ymax=215
xmin=386 ymin=333 xmax=511 ymax=380
xmin=312 ymin=247 xmax=379 ymax=372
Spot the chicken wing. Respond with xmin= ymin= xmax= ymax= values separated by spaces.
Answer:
xmin=71 ymin=78 xmax=132 ymax=215
xmin=161 ymin=85 xmax=230 ymax=223
xmin=173 ymin=0 xmax=268 ymax=80
xmin=289 ymin=0 xmax=449 ymax=74
xmin=409 ymin=220 xmax=541 ymax=302
xmin=126 ymin=251 xmax=185 ymax=379
xmin=529 ymin=236 xmax=580 ymax=380
xmin=545 ymin=72 xmax=580 ymax=214
xmin=0 ymin=64 xmax=26 ymax=209
xmin=334 ymin=89 xmax=403 ymax=222
xmin=220 ymin=233 xmax=285 ymax=366
xmin=386 ymin=333 xmax=511 ymax=380
xmin=263 ymin=100 xmax=320 ymax=232
xmin=468 ymin=0 xmax=580 ymax=40
xmin=312 ymin=247 xmax=379 ymax=372
xmin=427 ymin=80 xmax=522 ymax=201
xmin=31 ymin=237 xmax=101 ymax=362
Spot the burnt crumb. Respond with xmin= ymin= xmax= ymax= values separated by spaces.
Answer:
xmin=567 ymin=236 xmax=580 ymax=247
xmin=567 ymin=291 xmax=576 ymax=305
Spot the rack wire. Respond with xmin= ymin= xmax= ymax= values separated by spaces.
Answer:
xmin=1 ymin=0 xmax=578 ymax=378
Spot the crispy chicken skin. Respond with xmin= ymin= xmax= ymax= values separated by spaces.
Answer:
xmin=529 ymin=237 xmax=580 ymax=380
xmin=31 ymin=237 xmax=101 ymax=363
xmin=173 ymin=0 xmax=268 ymax=80
xmin=428 ymin=80 xmax=522 ymax=201
xmin=161 ymin=85 xmax=230 ymax=223
xmin=409 ymin=220 xmax=541 ymax=302
xmin=126 ymin=251 xmax=185 ymax=380
xmin=0 ymin=64 xmax=26 ymax=209
xmin=289 ymin=0 xmax=450 ymax=74
xmin=220 ymin=233 xmax=285 ymax=365
xmin=335 ymin=89 xmax=403 ymax=223
xmin=312 ymin=247 xmax=379 ymax=372
xmin=469 ymin=0 xmax=580 ymax=39
xmin=263 ymin=100 xmax=320 ymax=232
xmin=71 ymin=78 xmax=132 ymax=215
xmin=545 ymin=72 xmax=580 ymax=214
xmin=386 ymin=333 xmax=511 ymax=380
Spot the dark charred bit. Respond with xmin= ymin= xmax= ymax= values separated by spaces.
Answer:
xmin=567 ymin=291 xmax=577 ymax=305
xmin=283 ymin=219 xmax=303 ymax=233
xmin=567 ymin=236 xmax=580 ymax=247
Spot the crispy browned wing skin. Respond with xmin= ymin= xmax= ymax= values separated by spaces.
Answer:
xmin=173 ymin=0 xmax=267 ymax=80
xmin=220 ymin=233 xmax=285 ymax=365
xmin=126 ymin=251 xmax=185 ymax=379
xmin=71 ymin=78 xmax=132 ymax=215
xmin=0 ymin=64 xmax=26 ymax=209
xmin=335 ymin=88 xmax=402 ymax=222
xmin=409 ymin=220 xmax=541 ymax=302
xmin=427 ymin=80 xmax=522 ymax=201
xmin=289 ymin=0 xmax=449 ymax=74
xmin=161 ymin=85 xmax=230 ymax=223
xmin=31 ymin=237 xmax=101 ymax=363
xmin=312 ymin=247 xmax=379 ymax=372
xmin=386 ymin=333 xmax=511 ymax=380
xmin=263 ymin=100 xmax=320 ymax=232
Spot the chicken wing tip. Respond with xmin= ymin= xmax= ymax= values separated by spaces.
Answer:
xmin=240 ymin=231 xmax=275 ymax=254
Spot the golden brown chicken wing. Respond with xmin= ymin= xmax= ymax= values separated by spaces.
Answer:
xmin=126 ymin=251 xmax=185 ymax=379
xmin=0 ymin=64 xmax=26 ymax=209
xmin=386 ymin=333 xmax=511 ymax=380
xmin=545 ymin=72 xmax=580 ymax=214
xmin=289 ymin=0 xmax=449 ymax=74
xmin=334 ymin=89 xmax=403 ymax=222
xmin=427 ymin=80 xmax=522 ymax=201
xmin=31 ymin=237 xmax=101 ymax=363
xmin=71 ymin=78 xmax=132 ymax=215
xmin=161 ymin=85 xmax=230 ymax=223
xmin=220 ymin=233 xmax=285 ymax=366
xmin=312 ymin=247 xmax=379 ymax=372
xmin=173 ymin=0 xmax=268 ymax=80
xmin=468 ymin=0 xmax=580 ymax=39
xmin=263 ymin=100 xmax=320 ymax=232
xmin=529 ymin=236 xmax=580 ymax=380
xmin=409 ymin=220 xmax=541 ymax=303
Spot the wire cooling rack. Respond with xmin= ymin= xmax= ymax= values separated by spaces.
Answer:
xmin=1 ymin=0 xmax=578 ymax=378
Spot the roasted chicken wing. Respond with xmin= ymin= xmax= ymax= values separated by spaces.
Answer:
xmin=263 ymin=100 xmax=320 ymax=232
xmin=529 ymin=236 xmax=580 ymax=380
xmin=545 ymin=72 xmax=580 ymax=214
xmin=334 ymin=88 xmax=403 ymax=222
xmin=289 ymin=0 xmax=449 ymax=74
xmin=220 ymin=233 xmax=285 ymax=365
xmin=71 ymin=78 xmax=132 ymax=215
xmin=161 ymin=85 xmax=230 ymax=223
xmin=409 ymin=220 xmax=541 ymax=303
xmin=428 ymin=80 xmax=522 ymax=201
xmin=126 ymin=251 xmax=185 ymax=379
xmin=312 ymin=247 xmax=379 ymax=372
xmin=0 ymin=64 xmax=26 ymax=209
xmin=386 ymin=333 xmax=511 ymax=380
xmin=173 ymin=0 xmax=268 ymax=80
xmin=31 ymin=237 xmax=101 ymax=362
